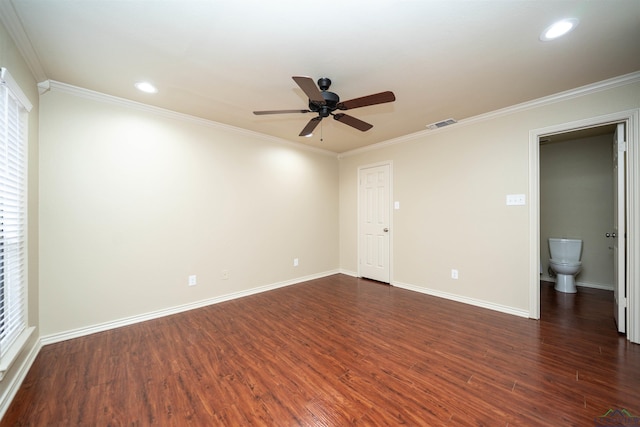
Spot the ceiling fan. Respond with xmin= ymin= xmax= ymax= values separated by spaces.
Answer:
xmin=253 ymin=76 xmax=396 ymax=137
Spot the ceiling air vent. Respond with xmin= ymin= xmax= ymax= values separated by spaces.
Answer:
xmin=426 ymin=118 xmax=457 ymax=130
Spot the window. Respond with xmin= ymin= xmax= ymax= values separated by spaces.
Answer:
xmin=0 ymin=68 xmax=33 ymax=379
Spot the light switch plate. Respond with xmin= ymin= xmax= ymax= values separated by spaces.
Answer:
xmin=506 ymin=194 xmax=526 ymax=206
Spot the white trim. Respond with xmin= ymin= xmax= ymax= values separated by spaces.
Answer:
xmin=0 ymin=2 xmax=47 ymax=82
xmin=393 ymin=280 xmax=530 ymax=318
xmin=40 ymin=269 xmax=339 ymax=346
xmin=529 ymin=109 xmax=640 ymax=343
xmin=37 ymin=80 xmax=50 ymax=95
xmin=0 ymin=68 xmax=33 ymax=111
xmin=339 ymin=71 xmax=640 ymax=159
xmin=339 ymin=269 xmax=359 ymax=278
xmin=541 ymin=276 xmax=614 ymax=291
xmin=0 ymin=336 xmax=41 ymax=420
xmin=45 ymin=80 xmax=338 ymax=158
xmin=529 ymin=124 xmax=541 ymax=319
xmin=577 ymin=282 xmax=614 ymax=291
xmin=0 ymin=327 xmax=34 ymax=380
xmin=627 ymin=110 xmax=640 ymax=344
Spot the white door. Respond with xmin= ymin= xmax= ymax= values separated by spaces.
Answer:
xmin=613 ymin=123 xmax=627 ymax=334
xmin=359 ymin=164 xmax=390 ymax=283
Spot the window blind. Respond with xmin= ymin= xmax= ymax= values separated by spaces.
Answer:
xmin=0 ymin=68 xmax=30 ymax=360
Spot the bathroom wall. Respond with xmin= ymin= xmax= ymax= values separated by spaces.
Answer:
xmin=540 ymin=133 xmax=615 ymax=289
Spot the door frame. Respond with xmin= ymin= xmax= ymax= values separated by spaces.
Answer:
xmin=357 ymin=161 xmax=393 ymax=283
xmin=613 ymin=123 xmax=626 ymax=333
xmin=528 ymin=109 xmax=640 ymax=343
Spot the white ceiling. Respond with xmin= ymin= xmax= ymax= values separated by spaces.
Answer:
xmin=3 ymin=0 xmax=640 ymax=153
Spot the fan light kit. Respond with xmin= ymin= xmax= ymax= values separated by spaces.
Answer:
xmin=540 ymin=18 xmax=579 ymax=41
xmin=254 ymin=76 xmax=396 ymax=138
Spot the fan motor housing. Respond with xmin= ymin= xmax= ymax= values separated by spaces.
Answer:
xmin=309 ymin=91 xmax=340 ymax=117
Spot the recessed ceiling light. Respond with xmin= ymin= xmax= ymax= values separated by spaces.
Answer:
xmin=540 ymin=18 xmax=579 ymax=41
xmin=134 ymin=81 xmax=158 ymax=93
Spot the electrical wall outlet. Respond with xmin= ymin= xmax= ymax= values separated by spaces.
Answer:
xmin=451 ymin=269 xmax=459 ymax=280
xmin=221 ymin=270 xmax=229 ymax=280
xmin=293 ymin=258 xmax=299 ymax=267
xmin=188 ymin=275 xmax=197 ymax=286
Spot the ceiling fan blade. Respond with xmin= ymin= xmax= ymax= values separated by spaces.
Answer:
xmin=299 ymin=117 xmax=322 ymax=136
xmin=253 ymin=109 xmax=310 ymax=115
xmin=292 ymin=76 xmax=325 ymax=105
xmin=333 ymin=113 xmax=373 ymax=132
xmin=337 ymin=91 xmax=396 ymax=110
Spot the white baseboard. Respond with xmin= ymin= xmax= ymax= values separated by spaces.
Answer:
xmin=35 ymin=271 xmax=612 ymax=347
xmin=0 ymin=338 xmax=42 ymax=420
xmin=338 ymin=269 xmax=358 ymax=278
xmin=392 ymin=280 xmax=530 ymax=318
xmin=41 ymin=269 xmax=340 ymax=346
xmin=540 ymin=275 xmax=614 ymax=291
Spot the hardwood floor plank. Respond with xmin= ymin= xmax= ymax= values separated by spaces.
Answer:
xmin=2 ymin=276 xmax=639 ymax=426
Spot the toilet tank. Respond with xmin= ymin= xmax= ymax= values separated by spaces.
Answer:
xmin=549 ymin=238 xmax=582 ymax=261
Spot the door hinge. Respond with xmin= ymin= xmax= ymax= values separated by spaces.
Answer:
xmin=621 ymin=297 xmax=627 ymax=308
xmin=619 ymin=140 xmax=627 ymax=152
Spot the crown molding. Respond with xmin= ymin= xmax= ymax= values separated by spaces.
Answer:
xmin=0 ymin=1 xmax=47 ymax=82
xmin=338 ymin=71 xmax=640 ymax=158
xmin=45 ymin=80 xmax=338 ymax=158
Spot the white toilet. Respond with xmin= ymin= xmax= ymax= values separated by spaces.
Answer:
xmin=548 ymin=238 xmax=583 ymax=293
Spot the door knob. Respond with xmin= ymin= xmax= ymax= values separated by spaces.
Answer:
xmin=606 ymin=233 xmax=611 ymax=238
xmin=612 ymin=232 xmax=617 ymax=238
xmin=383 ymin=228 xmax=389 ymax=232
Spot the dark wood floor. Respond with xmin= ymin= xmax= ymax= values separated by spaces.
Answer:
xmin=2 ymin=275 xmax=639 ymax=426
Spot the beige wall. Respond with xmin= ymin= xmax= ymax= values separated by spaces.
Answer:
xmin=0 ymin=20 xmax=40 ymax=408
xmin=2 ymin=6 xmax=640 ymax=409
xmin=540 ymin=134 xmax=615 ymax=289
xmin=38 ymin=89 xmax=339 ymax=336
xmin=339 ymin=82 xmax=640 ymax=314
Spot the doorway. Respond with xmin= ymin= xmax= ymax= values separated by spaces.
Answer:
xmin=539 ymin=125 xmax=617 ymax=289
xmin=528 ymin=109 xmax=640 ymax=343
xmin=539 ymin=125 xmax=619 ymax=329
